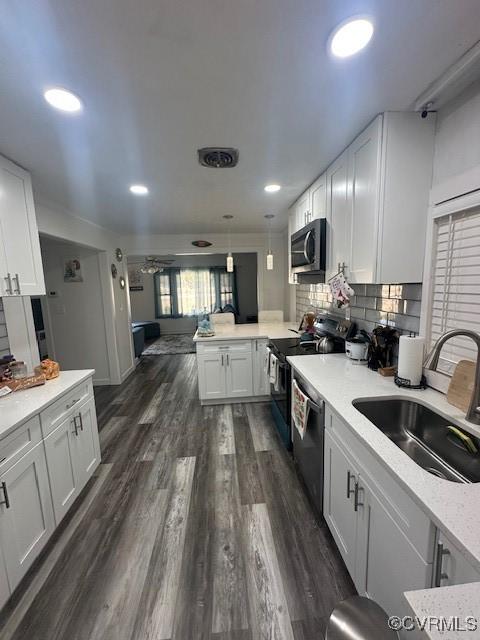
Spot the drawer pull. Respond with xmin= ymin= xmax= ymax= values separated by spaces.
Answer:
xmin=354 ymin=482 xmax=364 ymax=512
xmin=13 ymin=273 xmax=21 ymax=295
xmin=4 ymin=274 xmax=12 ymax=295
xmin=72 ymin=414 xmax=83 ymax=434
xmin=0 ymin=482 xmax=10 ymax=509
xmin=347 ymin=470 xmax=355 ymax=499
xmin=434 ymin=541 xmax=450 ymax=587
xmin=66 ymin=398 xmax=80 ymax=410
xmin=0 ymin=457 xmax=6 ymax=464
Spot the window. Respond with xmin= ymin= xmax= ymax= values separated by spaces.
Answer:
xmin=156 ymin=273 xmax=172 ymax=317
xmin=427 ymin=207 xmax=480 ymax=375
xmin=154 ymin=267 xmax=237 ymax=318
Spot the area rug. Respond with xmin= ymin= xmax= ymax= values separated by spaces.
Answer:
xmin=142 ymin=333 xmax=196 ymax=355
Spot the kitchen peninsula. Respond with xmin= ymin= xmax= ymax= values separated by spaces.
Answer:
xmin=193 ymin=322 xmax=297 ymax=403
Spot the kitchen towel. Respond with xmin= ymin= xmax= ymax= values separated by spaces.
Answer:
xmin=397 ymin=335 xmax=425 ymax=386
xmin=268 ymin=352 xmax=280 ymax=391
xmin=292 ymin=378 xmax=310 ymax=439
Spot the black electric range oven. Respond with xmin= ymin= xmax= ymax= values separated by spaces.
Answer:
xmin=268 ymin=316 xmax=355 ymax=450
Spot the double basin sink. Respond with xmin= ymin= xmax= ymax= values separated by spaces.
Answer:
xmin=352 ymin=398 xmax=480 ymax=483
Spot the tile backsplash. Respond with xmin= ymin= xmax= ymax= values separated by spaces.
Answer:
xmin=296 ymin=283 xmax=422 ymax=335
xmin=0 ymin=299 xmax=10 ymax=358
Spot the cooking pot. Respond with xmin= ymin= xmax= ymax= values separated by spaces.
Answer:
xmin=345 ymin=338 xmax=368 ymax=363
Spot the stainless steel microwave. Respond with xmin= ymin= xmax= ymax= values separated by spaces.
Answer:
xmin=290 ymin=218 xmax=327 ymax=276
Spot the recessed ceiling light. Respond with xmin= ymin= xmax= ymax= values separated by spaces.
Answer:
xmin=129 ymin=184 xmax=149 ymax=195
xmin=44 ymin=87 xmax=82 ymax=113
xmin=264 ymin=184 xmax=281 ymax=193
xmin=329 ymin=17 xmax=374 ymax=59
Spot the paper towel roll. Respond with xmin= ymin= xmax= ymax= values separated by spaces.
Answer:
xmin=397 ymin=335 xmax=425 ymax=386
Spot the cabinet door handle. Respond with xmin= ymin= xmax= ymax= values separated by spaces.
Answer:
xmin=347 ymin=470 xmax=355 ymax=499
xmin=72 ymin=418 xmax=79 ymax=436
xmin=226 ymin=354 xmax=230 ymax=366
xmin=13 ymin=274 xmax=21 ymax=295
xmin=76 ymin=413 xmax=84 ymax=432
xmin=4 ymin=273 xmax=12 ymax=295
xmin=354 ymin=482 xmax=364 ymax=511
xmin=221 ymin=354 xmax=224 ymax=366
xmin=0 ymin=482 xmax=10 ymax=509
xmin=434 ymin=542 xmax=450 ymax=587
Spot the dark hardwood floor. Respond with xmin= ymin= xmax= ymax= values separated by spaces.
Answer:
xmin=0 ymin=354 xmax=354 ymax=640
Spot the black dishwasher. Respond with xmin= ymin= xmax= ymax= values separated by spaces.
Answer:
xmin=292 ymin=372 xmax=326 ymax=516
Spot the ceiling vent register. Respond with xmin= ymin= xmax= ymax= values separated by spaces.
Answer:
xmin=198 ymin=147 xmax=239 ymax=168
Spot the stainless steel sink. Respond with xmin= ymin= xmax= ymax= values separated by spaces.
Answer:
xmin=352 ymin=398 xmax=480 ymax=483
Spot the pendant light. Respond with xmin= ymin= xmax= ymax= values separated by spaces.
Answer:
xmin=223 ymin=214 xmax=234 ymax=272
xmin=265 ymin=214 xmax=275 ymax=270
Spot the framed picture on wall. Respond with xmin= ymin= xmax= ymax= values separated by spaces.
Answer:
xmin=128 ymin=267 xmax=143 ymax=291
xmin=63 ymin=259 xmax=83 ymax=283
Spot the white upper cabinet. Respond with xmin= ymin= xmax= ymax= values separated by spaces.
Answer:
xmin=309 ymin=173 xmax=326 ymax=222
xmin=293 ymin=190 xmax=310 ymax=232
xmin=326 ymin=150 xmax=350 ymax=279
xmin=289 ymin=112 xmax=435 ymax=284
xmin=347 ymin=116 xmax=382 ymax=283
xmin=0 ymin=155 xmax=45 ymax=296
xmin=376 ymin=112 xmax=435 ymax=283
xmin=288 ymin=172 xmax=327 ymax=284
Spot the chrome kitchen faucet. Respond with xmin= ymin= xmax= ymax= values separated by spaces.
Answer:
xmin=424 ymin=329 xmax=480 ymax=425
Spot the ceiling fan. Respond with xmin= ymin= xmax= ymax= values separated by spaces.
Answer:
xmin=139 ymin=256 xmax=175 ymax=274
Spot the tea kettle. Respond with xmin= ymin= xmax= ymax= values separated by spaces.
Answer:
xmin=316 ymin=335 xmax=335 ymax=354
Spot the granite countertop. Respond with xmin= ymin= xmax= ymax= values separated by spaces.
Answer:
xmin=0 ymin=369 xmax=95 ymax=439
xmin=193 ymin=322 xmax=299 ymax=342
xmin=287 ymin=354 xmax=480 ymax=639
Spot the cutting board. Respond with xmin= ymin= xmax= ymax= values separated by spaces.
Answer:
xmin=447 ymin=360 xmax=476 ymax=412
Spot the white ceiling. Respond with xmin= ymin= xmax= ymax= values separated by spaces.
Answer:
xmin=1 ymin=1 xmax=479 ymax=234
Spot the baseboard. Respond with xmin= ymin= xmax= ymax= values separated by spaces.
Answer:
xmin=200 ymin=395 xmax=270 ymax=406
xmin=120 ymin=363 xmax=136 ymax=383
xmin=93 ymin=378 xmax=111 ymax=386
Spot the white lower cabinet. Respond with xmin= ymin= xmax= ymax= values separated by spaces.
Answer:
xmin=0 ymin=548 xmax=9 ymax=610
xmin=73 ymin=398 xmax=101 ymax=486
xmin=197 ymin=340 xmax=265 ymax=402
xmin=433 ymin=531 xmax=480 ymax=588
xmin=226 ymin=350 xmax=253 ymax=397
xmin=324 ymin=430 xmax=358 ymax=577
xmin=197 ymin=352 xmax=227 ymax=400
xmin=45 ymin=396 xmax=100 ymax=525
xmin=324 ymin=407 xmax=435 ymax=618
xmin=355 ymin=471 xmax=433 ymax=617
xmin=44 ymin=416 xmax=79 ymax=524
xmin=0 ymin=375 xmax=100 ymax=610
xmin=0 ymin=442 xmax=55 ymax=589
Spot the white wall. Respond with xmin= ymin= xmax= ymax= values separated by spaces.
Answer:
xmin=40 ymin=238 xmax=112 ymax=384
xmin=36 ymin=197 xmax=135 ymax=383
xmin=121 ymin=231 xmax=290 ymax=320
xmin=128 ymin=253 xmax=258 ymax=334
xmin=431 ymin=79 xmax=480 ymax=204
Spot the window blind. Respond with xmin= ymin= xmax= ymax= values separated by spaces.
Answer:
xmin=429 ymin=207 xmax=480 ymax=375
